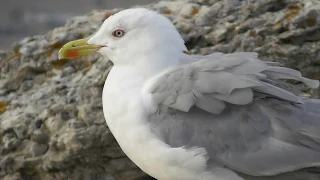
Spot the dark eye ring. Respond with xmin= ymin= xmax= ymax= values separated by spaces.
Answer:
xmin=112 ymin=29 xmax=125 ymax=37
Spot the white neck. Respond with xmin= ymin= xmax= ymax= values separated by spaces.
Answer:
xmin=102 ymin=51 xmax=182 ymax=131
xmin=113 ymin=51 xmax=182 ymax=81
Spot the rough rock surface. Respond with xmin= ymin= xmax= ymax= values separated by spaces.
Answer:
xmin=0 ymin=0 xmax=319 ymax=179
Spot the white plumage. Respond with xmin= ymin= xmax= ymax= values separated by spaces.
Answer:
xmin=71 ymin=8 xmax=320 ymax=180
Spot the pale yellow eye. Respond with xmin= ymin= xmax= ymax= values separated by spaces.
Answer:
xmin=112 ymin=29 xmax=125 ymax=37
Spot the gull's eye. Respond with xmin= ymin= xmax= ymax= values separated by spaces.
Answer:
xmin=112 ymin=29 xmax=125 ymax=38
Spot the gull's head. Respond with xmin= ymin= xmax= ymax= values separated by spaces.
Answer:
xmin=59 ymin=8 xmax=187 ymax=65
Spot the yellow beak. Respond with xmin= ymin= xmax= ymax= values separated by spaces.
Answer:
xmin=58 ymin=38 xmax=102 ymax=59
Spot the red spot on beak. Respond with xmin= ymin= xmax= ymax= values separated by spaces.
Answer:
xmin=66 ymin=50 xmax=80 ymax=58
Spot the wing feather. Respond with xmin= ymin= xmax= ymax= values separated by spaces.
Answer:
xmin=212 ymin=88 xmax=254 ymax=105
xmin=143 ymin=52 xmax=319 ymax=114
xmin=195 ymin=95 xmax=226 ymax=114
xmin=145 ymin=52 xmax=320 ymax=177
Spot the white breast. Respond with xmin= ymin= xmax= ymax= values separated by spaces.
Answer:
xmin=102 ymin=67 xmax=242 ymax=180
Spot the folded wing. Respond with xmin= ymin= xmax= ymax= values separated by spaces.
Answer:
xmin=144 ymin=52 xmax=320 ymax=177
xmin=144 ymin=52 xmax=319 ymax=114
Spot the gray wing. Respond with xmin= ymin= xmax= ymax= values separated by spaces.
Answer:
xmin=144 ymin=52 xmax=320 ymax=176
xmin=144 ymin=52 xmax=318 ymax=114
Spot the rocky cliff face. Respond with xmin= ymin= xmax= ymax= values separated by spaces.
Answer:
xmin=0 ymin=0 xmax=319 ymax=179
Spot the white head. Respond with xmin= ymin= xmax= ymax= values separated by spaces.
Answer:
xmin=89 ymin=8 xmax=186 ymax=64
xmin=59 ymin=8 xmax=187 ymax=68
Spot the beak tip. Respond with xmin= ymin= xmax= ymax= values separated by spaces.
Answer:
xmin=58 ymin=51 xmax=64 ymax=60
xmin=58 ymin=47 xmax=62 ymax=58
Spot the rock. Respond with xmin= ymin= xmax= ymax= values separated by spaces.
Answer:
xmin=30 ymin=143 xmax=49 ymax=157
xmin=0 ymin=0 xmax=319 ymax=180
xmin=179 ymin=3 xmax=200 ymax=18
xmin=31 ymin=129 xmax=49 ymax=144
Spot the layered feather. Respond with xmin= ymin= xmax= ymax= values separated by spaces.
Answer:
xmin=144 ymin=52 xmax=319 ymax=114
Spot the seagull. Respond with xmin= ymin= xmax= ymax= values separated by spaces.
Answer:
xmin=59 ymin=8 xmax=320 ymax=180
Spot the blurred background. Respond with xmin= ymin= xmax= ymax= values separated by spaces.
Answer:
xmin=0 ymin=0 xmax=156 ymax=50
